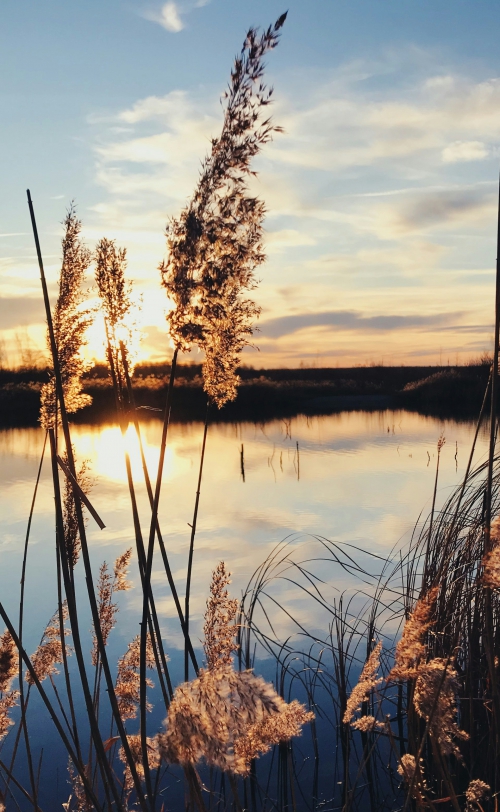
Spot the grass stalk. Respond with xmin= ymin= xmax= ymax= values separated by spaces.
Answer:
xmin=185 ymin=401 xmax=210 ymax=681
xmin=28 ymin=191 xmax=149 ymax=810
xmin=0 ymin=603 xmax=103 ymax=812
xmin=482 ymin=173 xmax=500 ymax=783
xmin=120 ymin=343 xmax=199 ymax=672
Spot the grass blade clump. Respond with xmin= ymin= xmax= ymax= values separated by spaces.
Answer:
xmin=160 ymin=13 xmax=287 ymax=408
xmin=39 ymin=205 xmax=93 ymax=429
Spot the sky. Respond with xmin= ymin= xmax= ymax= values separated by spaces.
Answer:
xmin=2 ymin=0 xmax=500 ymax=368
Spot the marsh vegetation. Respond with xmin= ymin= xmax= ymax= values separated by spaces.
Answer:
xmin=2 ymin=11 xmax=500 ymax=812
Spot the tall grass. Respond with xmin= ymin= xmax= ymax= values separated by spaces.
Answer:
xmin=3 ymin=14 xmax=500 ymax=812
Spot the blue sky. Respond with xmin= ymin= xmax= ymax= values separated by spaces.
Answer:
xmin=2 ymin=0 xmax=500 ymax=367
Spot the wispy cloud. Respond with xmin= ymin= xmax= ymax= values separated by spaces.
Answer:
xmin=79 ymin=48 xmax=499 ymax=366
xmin=260 ymin=310 xmax=462 ymax=339
xmin=144 ymin=2 xmax=184 ymax=32
xmin=442 ymin=140 xmax=489 ymax=163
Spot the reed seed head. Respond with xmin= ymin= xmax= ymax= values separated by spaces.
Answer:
xmin=119 ymin=734 xmax=161 ymax=796
xmin=162 ymin=559 xmax=313 ymax=776
xmin=465 ymin=779 xmax=490 ymax=808
xmin=0 ymin=691 xmax=19 ymax=743
xmin=397 ymin=754 xmax=429 ymax=797
xmin=343 ymin=641 xmax=383 ymax=726
xmin=160 ymin=14 xmax=286 ymax=407
xmin=95 ymin=238 xmax=139 ymax=384
xmin=91 ymin=549 xmax=132 ymax=666
xmin=161 ymin=666 xmax=312 ymax=776
xmin=0 ymin=630 xmax=17 ymax=693
xmin=62 ymin=450 xmax=92 ymax=570
xmin=64 ymin=759 xmax=91 ymax=812
xmin=203 ymin=561 xmax=239 ymax=671
xmin=40 ymin=204 xmax=93 ymax=429
xmin=413 ymin=657 xmax=468 ymax=757
xmin=115 ymin=633 xmax=156 ymax=721
xmin=482 ymin=516 xmax=500 ymax=588
xmin=397 ymin=753 xmax=416 ymax=783
xmin=389 ymin=587 xmax=439 ymax=681
xmin=27 ymin=602 xmax=71 ymax=685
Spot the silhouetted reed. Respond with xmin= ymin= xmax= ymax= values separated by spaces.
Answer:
xmin=39 ymin=204 xmax=93 ymax=430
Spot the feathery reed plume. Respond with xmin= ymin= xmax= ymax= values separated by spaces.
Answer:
xmin=119 ymin=734 xmax=161 ymax=797
xmin=40 ymin=205 xmax=93 ymax=429
xmin=203 ymin=560 xmax=239 ymax=670
xmin=26 ymin=602 xmax=71 ymax=685
xmin=412 ymin=657 xmax=468 ymax=757
xmin=0 ymin=630 xmax=17 ymax=693
xmin=61 ymin=451 xmax=92 ymax=569
xmin=397 ymin=753 xmax=417 ymax=784
xmin=63 ymin=760 xmax=88 ymax=812
xmin=91 ymin=549 xmax=132 ymax=665
xmin=160 ymin=13 xmax=286 ymax=408
xmin=389 ymin=586 xmax=439 ymax=681
xmin=161 ymin=560 xmax=313 ymax=776
xmin=115 ymin=633 xmax=156 ymax=721
xmin=95 ymin=238 xmax=137 ymax=384
xmin=0 ymin=691 xmax=18 ymax=743
xmin=482 ymin=516 xmax=500 ymax=587
xmin=0 ymin=630 xmax=17 ymax=744
xmin=397 ymin=754 xmax=429 ymax=800
xmin=465 ymin=779 xmax=490 ymax=809
xmin=343 ymin=641 xmax=383 ymax=729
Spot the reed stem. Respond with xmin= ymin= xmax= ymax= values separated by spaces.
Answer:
xmin=185 ymin=402 xmax=210 ymax=681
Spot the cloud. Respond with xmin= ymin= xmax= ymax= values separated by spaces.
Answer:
xmin=144 ymin=2 xmax=184 ymax=32
xmin=442 ymin=141 xmax=489 ymax=163
xmin=260 ymin=310 xmax=461 ymax=339
xmin=385 ymin=186 xmax=495 ymax=234
xmin=80 ymin=49 xmax=499 ymax=367
xmin=0 ymin=297 xmax=45 ymax=330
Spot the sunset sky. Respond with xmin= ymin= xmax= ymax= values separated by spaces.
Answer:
xmin=2 ymin=0 xmax=500 ymax=368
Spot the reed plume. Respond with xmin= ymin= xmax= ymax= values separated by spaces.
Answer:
xmin=64 ymin=760 xmax=88 ymax=812
xmin=160 ymin=13 xmax=286 ymax=408
xmin=91 ymin=549 xmax=132 ymax=665
xmin=39 ymin=205 xmax=93 ymax=429
xmin=203 ymin=560 xmax=239 ymax=670
xmin=61 ymin=450 xmax=92 ymax=569
xmin=0 ymin=629 xmax=18 ymax=743
xmin=482 ymin=516 xmax=500 ymax=587
xmin=0 ymin=630 xmax=17 ymax=693
xmin=26 ymin=602 xmax=71 ymax=685
xmin=465 ymin=779 xmax=490 ymax=809
xmin=0 ymin=691 xmax=18 ymax=743
xmin=161 ymin=561 xmax=313 ymax=776
xmin=115 ymin=633 xmax=156 ymax=721
xmin=413 ymin=657 xmax=468 ymax=757
xmin=118 ymin=734 xmax=161 ymax=797
xmin=95 ymin=237 xmax=136 ymax=387
xmin=389 ymin=586 xmax=439 ymax=681
xmin=343 ymin=641 xmax=383 ymax=730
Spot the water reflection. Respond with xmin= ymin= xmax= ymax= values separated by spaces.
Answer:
xmin=0 ymin=409 xmax=489 ymax=653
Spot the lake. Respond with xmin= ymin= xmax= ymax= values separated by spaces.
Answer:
xmin=0 ymin=408 xmax=489 ymax=808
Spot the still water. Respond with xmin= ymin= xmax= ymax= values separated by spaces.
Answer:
xmin=0 ymin=408 xmax=489 ymax=807
xmin=0 ymin=408 xmax=489 ymax=651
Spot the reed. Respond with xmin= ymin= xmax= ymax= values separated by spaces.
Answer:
xmin=8 ymin=12 xmax=500 ymax=812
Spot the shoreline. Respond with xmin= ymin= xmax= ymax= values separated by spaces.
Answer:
xmin=0 ymin=363 xmax=490 ymax=427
